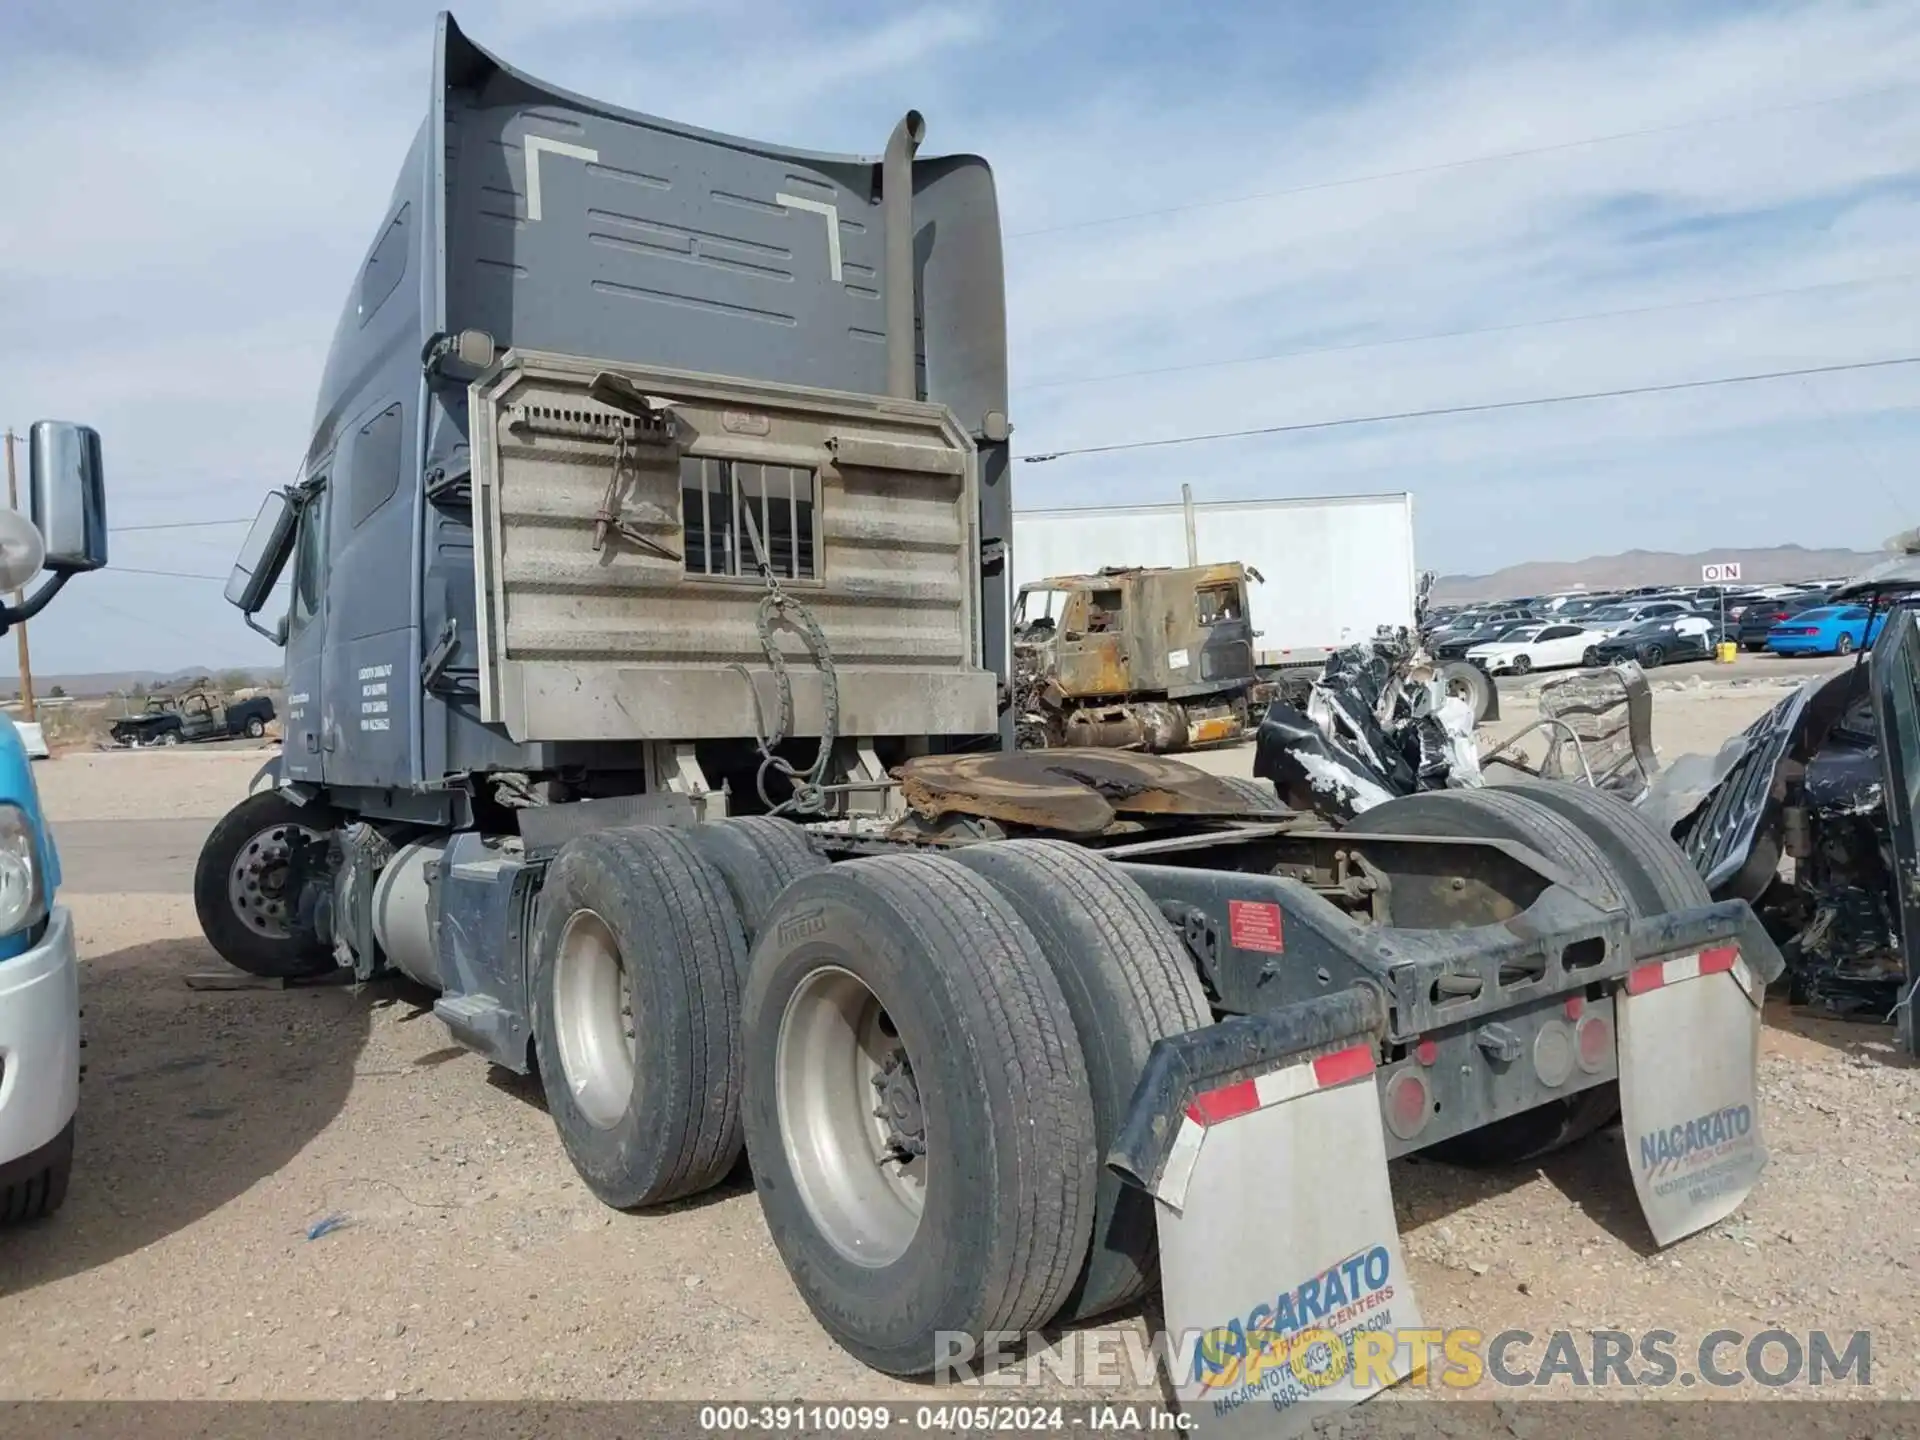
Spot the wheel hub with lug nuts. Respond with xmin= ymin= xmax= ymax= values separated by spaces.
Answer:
xmin=871 ymin=1050 xmax=926 ymax=1160
xmin=227 ymin=823 xmax=322 ymax=941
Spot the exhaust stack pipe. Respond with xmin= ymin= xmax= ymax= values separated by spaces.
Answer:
xmin=883 ymin=110 xmax=925 ymax=401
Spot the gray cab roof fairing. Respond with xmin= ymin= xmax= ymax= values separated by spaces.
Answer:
xmin=304 ymin=12 xmax=1011 ymax=473
xmin=432 ymin=12 xmax=1007 ymax=422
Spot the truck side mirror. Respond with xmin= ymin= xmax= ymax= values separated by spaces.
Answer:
xmin=27 ymin=421 xmax=108 ymax=572
xmin=224 ymin=490 xmax=299 ymax=642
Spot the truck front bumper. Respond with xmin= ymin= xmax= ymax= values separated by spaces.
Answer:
xmin=0 ymin=906 xmax=79 ymax=1169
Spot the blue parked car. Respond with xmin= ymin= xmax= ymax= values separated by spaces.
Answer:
xmin=1765 ymin=604 xmax=1886 ymax=656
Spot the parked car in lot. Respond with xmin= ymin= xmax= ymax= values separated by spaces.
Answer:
xmin=1466 ymin=621 xmax=1609 ymax=675
xmin=1432 ymin=619 xmax=1536 ymax=662
xmin=1570 ymin=598 xmax=1694 ymax=639
xmin=1765 ymin=604 xmax=1886 ymax=656
xmin=1737 ymin=594 xmax=1820 ymax=650
xmin=1590 ymin=612 xmax=1719 ymax=668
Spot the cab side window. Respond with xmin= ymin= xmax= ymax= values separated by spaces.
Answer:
xmin=290 ymin=482 xmax=332 ymax=633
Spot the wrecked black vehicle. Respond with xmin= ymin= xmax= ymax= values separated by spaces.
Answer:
xmin=1643 ymin=547 xmax=1920 ymax=1043
xmin=1251 ymin=632 xmax=1657 ymax=821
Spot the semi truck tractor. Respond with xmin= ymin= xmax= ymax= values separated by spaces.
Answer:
xmin=194 ymin=15 xmax=1780 ymax=1430
xmin=0 ymin=421 xmax=110 ymax=1223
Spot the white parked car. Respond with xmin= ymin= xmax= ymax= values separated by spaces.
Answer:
xmin=1466 ymin=622 xmax=1609 ymax=675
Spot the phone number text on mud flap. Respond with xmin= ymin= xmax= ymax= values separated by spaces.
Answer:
xmin=699 ymin=1404 xmax=1189 ymax=1432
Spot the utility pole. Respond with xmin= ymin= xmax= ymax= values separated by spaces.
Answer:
xmin=4 ymin=431 xmax=34 ymax=721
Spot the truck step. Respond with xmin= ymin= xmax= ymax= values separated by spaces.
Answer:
xmin=433 ymin=994 xmax=529 ymax=1072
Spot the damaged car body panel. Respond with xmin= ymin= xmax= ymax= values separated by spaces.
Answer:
xmin=1865 ymin=606 xmax=1920 ymax=1041
xmin=1645 ymin=541 xmax=1920 ymax=1044
xmin=1253 ymin=633 xmax=1481 ymax=821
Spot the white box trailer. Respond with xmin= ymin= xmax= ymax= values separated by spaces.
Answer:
xmin=1013 ymin=490 xmax=1418 ymax=668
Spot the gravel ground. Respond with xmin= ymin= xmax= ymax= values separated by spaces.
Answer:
xmin=4 ymin=676 xmax=1915 ymax=1406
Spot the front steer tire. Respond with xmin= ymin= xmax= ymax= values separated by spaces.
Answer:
xmin=531 ymin=826 xmax=747 ymax=1209
xmin=192 ymin=791 xmax=339 ymax=979
xmin=742 ymin=855 xmax=1098 ymax=1375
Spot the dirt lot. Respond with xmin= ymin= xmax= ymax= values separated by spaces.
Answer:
xmin=5 ymin=676 xmax=1918 ymax=1407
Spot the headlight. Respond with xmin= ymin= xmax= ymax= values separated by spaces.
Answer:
xmin=0 ymin=803 xmax=47 ymax=938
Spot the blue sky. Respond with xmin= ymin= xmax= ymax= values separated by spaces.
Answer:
xmin=2 ymin=0 xmax=1917 ymax=673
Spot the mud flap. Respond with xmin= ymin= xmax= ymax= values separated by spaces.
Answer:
xmin=1144 ymin=1043 xmax=1424 ymax=1436
xmin=1617 ymin=944 xmax=1766 ymax=1246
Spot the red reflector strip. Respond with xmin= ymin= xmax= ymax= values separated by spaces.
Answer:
xmin=1188 ymin=1079 xmax=1259 ymax=1125
xmin=1312 ymin=1043 xmax=1376 ymax=1089
xmin=1626 ymin=947 xmax=1742 ymax=995
xmin=1626 ymin=962 xmax=1667 ymax=995
xmin=1186 ymin=1043 xmax=1377 ymax=1130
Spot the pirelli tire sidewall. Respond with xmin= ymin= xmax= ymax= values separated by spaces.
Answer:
xmin=741 ymin=860 xmax=1097 ymax=1376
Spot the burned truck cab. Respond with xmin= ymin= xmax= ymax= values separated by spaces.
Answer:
xmin=1012 ymin=563 xmax=1271 ymax=752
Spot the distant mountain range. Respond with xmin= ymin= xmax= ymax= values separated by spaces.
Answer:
xmin=0 ymin=667 xmax=281 ymax=700
xmin=1431 ymin=544 xmax=1888 ymax=604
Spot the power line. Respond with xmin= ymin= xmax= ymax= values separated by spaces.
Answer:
xmin=1008 ymin=81 xmax=1918 ymax=240
xmin=1025 ymin=271 xmax=1920 ymax=391
xmin=100 ymin=565 xmax=228 ymax=582
xmin=112 ymin=518 xmax=253 ymax=533
xmin=1020 ymin=354 xmax=1920 ymax=463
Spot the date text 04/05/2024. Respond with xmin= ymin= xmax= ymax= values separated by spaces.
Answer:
xmin=696 ymin=1403 xmax=1189 ymax=1432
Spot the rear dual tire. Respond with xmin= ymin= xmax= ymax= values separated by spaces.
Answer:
xmin=531 ymin=826 xmax=747 ymax=1208
xmin=741 ymin=855 xmax=1098 ymax=1374
xmin=1352 ymin=785 xmax=1705 ymax=1167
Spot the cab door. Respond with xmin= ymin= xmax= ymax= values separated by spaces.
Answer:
xmin=1054 ymin=587 xmax=1132 ymax=700
xmin=1869 ymin=607 xmax=1920 ymax=1055
xmin=279 ymin=474 xmax=333 ymax=784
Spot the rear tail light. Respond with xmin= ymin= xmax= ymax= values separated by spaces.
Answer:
xmin=1382 ymin=1067 xmax=1432 ymax=1140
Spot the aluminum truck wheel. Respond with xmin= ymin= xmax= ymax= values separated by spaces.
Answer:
xmin=950 ymin=840 xmax=1211 ymax=1322
xmin=193 ymin=790 xmax=338 ymax=979
xmin=531 ymin=826 xmax=747 ymax=1208
xmin=741 ymin=855 xmax=1097 ymax=1375
xmin=777 ymin=965 xmax=928 ymax=1265
xmin=551 ymin=909 xmax=635 ymax=1131
xmin=684 ymin=816 xmax=829 ymax=949
xmin=245 ymin=716 xmax=266 ymax=739
xmin=1350 ymin=788 xmax=1636 ymax=1165
xmin=161 ymin=730 xmax=181 ymax=745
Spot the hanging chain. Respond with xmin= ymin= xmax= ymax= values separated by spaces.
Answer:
xmin=725 ymin=505 xmax=840 ymax=815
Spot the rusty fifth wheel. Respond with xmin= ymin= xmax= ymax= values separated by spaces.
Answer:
xmin=740 ymin=854 xmax=1096 ymax=1374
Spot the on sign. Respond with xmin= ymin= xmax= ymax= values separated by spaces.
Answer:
xmin=1701 ymin=562 xmax=1743 ymax=584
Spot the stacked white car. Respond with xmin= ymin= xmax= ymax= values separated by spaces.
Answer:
xmin=1465 ymin=621 xmax=1611 ymax=675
